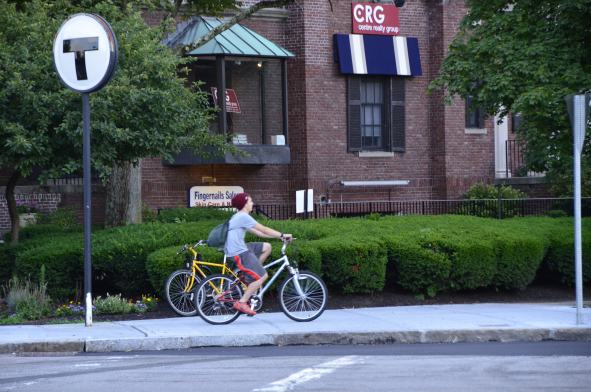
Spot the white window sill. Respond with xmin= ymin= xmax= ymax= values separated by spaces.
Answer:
xmin=465 ymin=128 xmax=487 ymax=135
xmin=358 ymin=151 xmax=395 ymax=158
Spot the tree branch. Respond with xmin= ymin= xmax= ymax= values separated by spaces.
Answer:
xmin=180 ymin=0 xmax=295 ymax=55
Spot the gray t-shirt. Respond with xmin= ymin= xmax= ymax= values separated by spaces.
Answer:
xmin=224 ymin=212 xmax=258 ymax=256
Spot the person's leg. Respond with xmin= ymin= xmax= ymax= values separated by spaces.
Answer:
xmin=247 ymin=242 xmax=272 ymax=264
xmin=233 ymin=251 xmax=267 ymax=315
xmin=259 ymin=242 xmax=272 ymax=263
xmin=240 ymin=273 xmax=268 ymax=303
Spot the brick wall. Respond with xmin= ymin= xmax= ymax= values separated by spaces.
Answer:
xmin=0 ymin=193 xmax=61 ymax=233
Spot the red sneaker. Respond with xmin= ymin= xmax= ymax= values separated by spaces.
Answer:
xmin=233 ymin=301 xmax=256 ymax=316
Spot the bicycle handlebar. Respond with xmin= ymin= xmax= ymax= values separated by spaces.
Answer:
xmin=176 ymin=239 xmax=207 ymax=254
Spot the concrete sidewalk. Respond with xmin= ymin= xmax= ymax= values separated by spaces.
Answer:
xmin=1 ymin=302 xmax=590 ymax=353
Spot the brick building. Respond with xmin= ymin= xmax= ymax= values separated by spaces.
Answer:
xmin=142 ymin=0 xmax=504 ymax=211
xmin=0 ymin=0 xmax=546 ymax=231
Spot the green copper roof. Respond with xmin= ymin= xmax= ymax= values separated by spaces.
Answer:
xmin=163 ymin=16 xmax=294 ymax=58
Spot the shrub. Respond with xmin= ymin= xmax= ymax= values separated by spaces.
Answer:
xmin=316 ymin=238 xmax=387 ymax=294
xmin=383 ymin=235 xmax=451 ymax=297
xmin=14 ymin=222 xmax=217 ymax=299
xmin=465 ymin=182 xmax=527 ymax=200
xmin=2 ymin=276 xmax=52 ymax=320
xmin=462 ymin=183 xmax=527 ymax=218
xmin=544 ymin=226 xmax=591 ymax=285
xmin=36 ymin=207 xmax=79 ymax=229
xmin=491 ymin=234 xmax=546 ymax=290
xmin=94 ymin=293 xmax=134 ymax=315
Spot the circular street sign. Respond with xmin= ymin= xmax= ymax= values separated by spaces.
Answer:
xmin=53 ymin=13 xmax=118 ymax=93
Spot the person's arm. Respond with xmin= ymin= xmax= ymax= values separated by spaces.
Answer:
xmin=249 ymin=223 xmax=292 ymax=240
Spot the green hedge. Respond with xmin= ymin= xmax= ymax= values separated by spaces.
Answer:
xmin=14 ymin=222 xmax=217 ymax=299
xmin=384 ymin=235 xmax=451 ymax=297
xmin=315 ymin=238 xmax=388 ymax=293
xmin=544 ymin=227 xmax=591 ymax=285
xmin=7 ymin=215 xmax=590 ymax=299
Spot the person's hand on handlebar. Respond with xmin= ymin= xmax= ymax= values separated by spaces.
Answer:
xmin=281 ymin=233 xmax=294 ymax=242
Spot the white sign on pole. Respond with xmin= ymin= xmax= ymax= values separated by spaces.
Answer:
xmin=296 ymin=189 xmax=314 ymax=214
xmin=189 ymin=186 xmax=244 ymax=207
xmin=53 ymin=13 xmax=118 ymax=93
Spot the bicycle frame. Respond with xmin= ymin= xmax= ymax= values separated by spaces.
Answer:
xmin=258 ymin=253 xmax=305 ymax=298
xmin=180 ymin=241 xmax=240 ymax=293
xmin=204 ymin=241 xmax=306 ymax=301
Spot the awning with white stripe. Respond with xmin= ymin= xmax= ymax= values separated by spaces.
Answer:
xmin=334 ymin=34 xmax=422 ymax=76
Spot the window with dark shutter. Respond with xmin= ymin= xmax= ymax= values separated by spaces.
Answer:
xmin=347 ymin=76 xmax=406 ymax=153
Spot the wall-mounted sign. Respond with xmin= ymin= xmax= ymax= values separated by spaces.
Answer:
xmin=211 ymin=87 xmax=241 ymax=113
xmin=53 ymin=13 xmax=118 ymax=93
xmin=352 ymin=2 xmax=400 ymax=36
xmin=189 ymin=186 xmax=244 ymax=207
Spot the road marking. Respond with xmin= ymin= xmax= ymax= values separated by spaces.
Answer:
xmin=73 ymin=363 xmax=101 ymax=368
xmin=252 ymin=355 xmax=364 ymax=392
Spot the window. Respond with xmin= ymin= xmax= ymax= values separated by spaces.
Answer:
xmin=465 ymin=95 xmax=485 ymax=129
xmin=511 ymin=113 xmax=522 ymax=133
xmin=361 ymin=79 xmax=384 ymax=149
xmin=347 ymin=76 xmax=405 ymax=152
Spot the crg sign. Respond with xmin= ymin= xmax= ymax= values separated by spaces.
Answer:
xmin=352 ymin=2 xmax=400 ymax=36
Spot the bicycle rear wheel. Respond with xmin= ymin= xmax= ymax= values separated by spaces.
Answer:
xmin=165 ymin=269 xmax=200 ymax=316
xmin=195 ymin=274 xmax=243 ymax=325
xmin=278 ymin=271 xmax=328 ymax=322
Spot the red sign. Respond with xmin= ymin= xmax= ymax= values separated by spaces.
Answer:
xmin=211 ymin=87 xmax=241 ymax=113
xmin=352 ymin=2 xmax=400 ymax=36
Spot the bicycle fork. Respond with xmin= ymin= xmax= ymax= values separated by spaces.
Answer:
xmin=288 ymin=266 xmax=306 ymax=297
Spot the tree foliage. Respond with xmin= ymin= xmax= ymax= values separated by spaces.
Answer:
xmin=0 ymin=0 xmax=229 ymax=242
xmin=430 ymin=0 xmax=591 ymax=196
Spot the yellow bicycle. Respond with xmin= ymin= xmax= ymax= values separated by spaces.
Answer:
xmin=164 ymin=240 xmax=240 ymax=316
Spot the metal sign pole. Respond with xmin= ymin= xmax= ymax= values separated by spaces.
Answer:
xmin=566 ymin=93 xmax=590 ymax=325
xmin=82 ymin=93 xmax=93 ymax=327
xmin=53 ymin=13 xmax=118 ymax=327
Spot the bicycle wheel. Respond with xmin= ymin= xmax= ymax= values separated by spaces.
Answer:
xmin=165 ymin=269 xmax=200 ymax=316
xmin=278 ymin=271 xmax=328 ymax=322
xmin=195 ymin=274 xmax=243 ymax=325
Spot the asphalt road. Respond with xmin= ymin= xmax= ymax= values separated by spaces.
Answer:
xmin=1 ymin=342 xmax=590 ymax=392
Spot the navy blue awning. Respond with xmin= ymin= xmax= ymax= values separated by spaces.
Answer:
xmin=334 ymin=34 xmax=422 ymax=76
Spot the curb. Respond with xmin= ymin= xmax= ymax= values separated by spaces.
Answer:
xmin=3 ymin=328 xmax=591 ymax=354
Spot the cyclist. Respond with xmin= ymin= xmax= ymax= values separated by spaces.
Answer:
xmin=225 ymin=192 xmax=292 ymax=316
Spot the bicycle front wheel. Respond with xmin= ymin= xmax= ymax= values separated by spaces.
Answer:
xmin=195 ymin=274 xmax=243 ymax=325
xmin=165 ymin=269 xmax=199 ymax=316
xmin=278 ymin=271 xmax=328 ymax=322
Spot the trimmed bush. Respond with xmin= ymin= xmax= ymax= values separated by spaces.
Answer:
xmin=544 ymin=226 xmax=591 ymax=285
xmin=14 ymin=221 xmax=218 ymax=299
xmin=316 ymin=238 xmax=387 ymax=294
xmin=492 ymin=234 xmax=546 ymax=290
xmin=383 ymin=235 xmax=451 ymax=297
xmin=416 ymin=230 xmax=496 ymax=291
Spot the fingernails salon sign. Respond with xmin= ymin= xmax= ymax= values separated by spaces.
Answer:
xmin=189 ymin=186 xmax=245 ymax=207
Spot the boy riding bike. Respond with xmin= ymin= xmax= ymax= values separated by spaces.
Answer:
xmin=225 ymin=192 xmax=292 ymax=316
